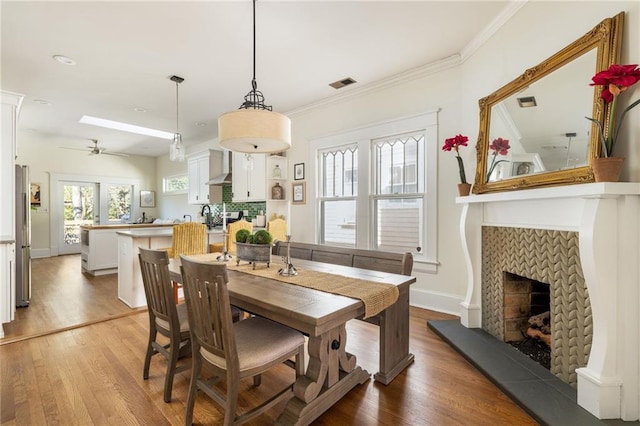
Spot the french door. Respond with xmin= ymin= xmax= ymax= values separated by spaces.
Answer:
xmin=58 ymin=181 xmax=98 ymax=255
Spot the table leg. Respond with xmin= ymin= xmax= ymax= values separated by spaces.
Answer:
xmin=374 ymin=284 xmax=414 ymax=385
xmin=277 ymin=323 xmax=370 ymax=426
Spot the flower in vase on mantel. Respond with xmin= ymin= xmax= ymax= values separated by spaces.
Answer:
xmin=442 ymin=134 xmax=469 ymax=184
xmin=586 ymin=63 xmax=640 ymax=157
xmin=486 ymin=137 xmax=510 ymax=181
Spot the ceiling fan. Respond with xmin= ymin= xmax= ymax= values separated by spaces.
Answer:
xmin=61 ymin=139 xmax=129 ymax=157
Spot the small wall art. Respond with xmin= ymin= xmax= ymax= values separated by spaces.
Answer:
xmin=294 ymin=163 xmax=305 ymax=180
xmin=292 ymin=182 xmax=306 ymax=204
xmin=140 ymin=190 xmax=156 ymax=207
xmin=30 ymin=183 xmax=41 ymax=207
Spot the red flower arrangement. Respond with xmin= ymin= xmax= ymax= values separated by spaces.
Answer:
xmin=586 ymin=64 xmax=640 ymax=157
xmin=486 ymin=137 xmax=510 ymax=181
xmin=442 ymin=134 xmax=468 ymax=184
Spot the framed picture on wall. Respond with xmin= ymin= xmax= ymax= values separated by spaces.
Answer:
xmin=294 ymin=163 xmax=305 ymax=180
xmin=140 ymin=190 xmax=155 ymax=207
xmin=292 ymin=182 xmax=306 ymax=204
xmin=30 ymin=183 xmax=41 ymax=207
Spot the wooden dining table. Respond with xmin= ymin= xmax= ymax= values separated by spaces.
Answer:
xmin=168 ymin=254 xmax=415 ymax=426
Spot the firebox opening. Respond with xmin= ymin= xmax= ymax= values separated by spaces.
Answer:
xmin=503 ymin=272 xmax=551 ymax=369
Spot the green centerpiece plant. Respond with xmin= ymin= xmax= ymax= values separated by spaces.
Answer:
xmin=234 ymin=229 xmax=273 ymax=268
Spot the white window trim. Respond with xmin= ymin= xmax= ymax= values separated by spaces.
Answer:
xmin=49 ymin=173 xmax=141 ymax=256
xmin=309 ymin=110 xmax=439 ymax=272
xmin=163 ymin=173 xmax=188 ymax=195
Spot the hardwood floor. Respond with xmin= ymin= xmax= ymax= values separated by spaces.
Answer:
xmin=0 ymin=256 xmax=537 ymax=425
xmin=1 ymin=254 xmax=140 ymax=344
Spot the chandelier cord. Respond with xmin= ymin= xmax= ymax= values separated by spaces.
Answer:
xmin=252 ymin=0 xmax=256 ymax=90
xmin=239 ymin=0 xmax=271 ymax=111
xmin=175 ymin=81 xmax=180 ymax=135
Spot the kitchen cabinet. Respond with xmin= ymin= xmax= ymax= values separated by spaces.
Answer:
xmin=188 ymin=150 xmax=223 ymax=205
xmin=117 ymin=228 xmax=173 ymax=308
xmin=1 ymin=92 xmax=22 ymax=240
xmin=1 ymin=91 xmax=23 ymax=333
xmin=81 ymin=228 xmax=120 ymax=275
xmin=232 ymin=153 xmax=266 ymax=202
xmin=0 ymin=242 xmax=15 ymax=336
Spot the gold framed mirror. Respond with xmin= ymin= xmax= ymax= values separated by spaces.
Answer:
xmin=473 ymin=12 xmax=624 ymax=194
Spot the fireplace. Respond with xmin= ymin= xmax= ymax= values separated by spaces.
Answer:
xmin=503 ymin=272 xmax=552 ymax=369
xmin=503 ymin=272 xmax=550 ymax=343
xmin=457 ymin=183 xmax=640 ymax=420
xmin=481 ymin=226 xmax=591 ymax=385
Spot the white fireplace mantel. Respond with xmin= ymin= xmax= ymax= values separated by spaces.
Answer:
xmin=457 ymin=182 xmax=640 ymax=421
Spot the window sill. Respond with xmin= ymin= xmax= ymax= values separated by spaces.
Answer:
xmin=412 ymin=258 xmax=438 ymax=274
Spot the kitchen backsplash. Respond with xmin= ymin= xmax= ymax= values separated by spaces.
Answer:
xmin=207 ymin=185 xmax=266 ymax=221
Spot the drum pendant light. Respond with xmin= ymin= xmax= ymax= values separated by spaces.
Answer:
xmin=169 ymin=75 xmax=185 ymax=162
xmin=218 ymin=0 xmax=291 ymax=154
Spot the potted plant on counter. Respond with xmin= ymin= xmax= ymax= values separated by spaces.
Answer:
xmin=235 ymin=229 xmax=273 ymax=269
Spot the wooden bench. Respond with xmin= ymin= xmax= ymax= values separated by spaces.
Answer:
xmin=272 ymin=240 xmax=415 ymax=384
xmin=272 ymin=241 xmax=413 ymax=276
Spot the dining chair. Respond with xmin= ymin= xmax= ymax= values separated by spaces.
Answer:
xmin=266 ymin=218 xmax=287 ymax=243
xmin=179 ymin=256 xmax=305 ymax=426
xmin=209 ymin=220 xmax=253 ymax=255
xmin=160 ymin=222 xmax=208 ymax=302
xmin=138 ymin=247 xmax=191 ymax=403
xmin=163 ymin=222 xmax=208 ymax=258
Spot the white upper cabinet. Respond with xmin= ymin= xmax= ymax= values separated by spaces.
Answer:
xmin=1 ymin=91 xmax=22 ymax=239
xmin=232 ymin=153 xmax=266 ymax=202
xmin=187 ymin=150 xmax=223 ymax=205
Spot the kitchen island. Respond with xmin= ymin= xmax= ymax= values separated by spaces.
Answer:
xmin=116 ymin=227 xmax=224 ymax=308
xmin=80 ymin=223 xmax=174 ymax=276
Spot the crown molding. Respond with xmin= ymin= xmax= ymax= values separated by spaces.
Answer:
xmin=460 ymin=0 xmax=529 ymax=62
xmin=287 ymin=0 xmax=529 ymax=118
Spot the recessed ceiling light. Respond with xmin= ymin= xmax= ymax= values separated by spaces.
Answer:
xmin=133 ymin=107 xmax=147 ymax=112
xmin=79 ymin=115 xmax=173 ymax=139
xmin=52 ymin=55 xmax=76 ymax=65
xmin=33 ymin=99 xmax=51 ymax=105
xmin=195 ymin=122 xmax=207 ymax=126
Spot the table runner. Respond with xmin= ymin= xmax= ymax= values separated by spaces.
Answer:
xmin=183 ymin=253 xmax=399 ymax=319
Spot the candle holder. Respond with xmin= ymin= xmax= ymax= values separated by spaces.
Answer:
xmin=217 ymin=228 xmax=232 ymax=262
xmin=278 ymin=235 xmax=298 ymax=276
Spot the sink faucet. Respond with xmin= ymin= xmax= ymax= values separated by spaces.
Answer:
xmin=201 ymin=204 xmax=213 ymax=228
xmin=183 ymin=214 xmax=192 ymax=222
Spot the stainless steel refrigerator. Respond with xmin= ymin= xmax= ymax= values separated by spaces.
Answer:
xmin=15 ymin=164 xmax=30 ymax=308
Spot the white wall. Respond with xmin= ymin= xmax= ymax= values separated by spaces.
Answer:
xmin=285 ymin=1 xmax=640 ymax=315
xmin=16 ymin=132 xmax=157 ymax=256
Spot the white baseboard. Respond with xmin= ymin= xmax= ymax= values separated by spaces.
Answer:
xmin=31 ymin=248 xmax=51 ymax=259
xmin=410 ymin=287 xmax=462 ymax=317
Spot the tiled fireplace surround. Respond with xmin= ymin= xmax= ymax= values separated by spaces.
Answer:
xmin=458 ymin=183 xmax=640 ymax=421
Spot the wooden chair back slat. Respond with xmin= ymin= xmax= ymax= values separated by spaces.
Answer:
xmin=180 ymin=257 xmax=239 ymax=370
xmin=138 ymin=248 xmax=176 ymax=327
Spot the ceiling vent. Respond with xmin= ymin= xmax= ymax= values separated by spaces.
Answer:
xmin=329 ymin=77 xmax=357 ymax=89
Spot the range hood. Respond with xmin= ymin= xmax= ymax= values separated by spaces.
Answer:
xmin=207 ymin=151 xmax=232 ymax=185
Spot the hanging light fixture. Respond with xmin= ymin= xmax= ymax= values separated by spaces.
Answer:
xmin=218 ymin=0 xmax=291 ymax=154
xmin=169 ymin=75 xmax=185 ymax=162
